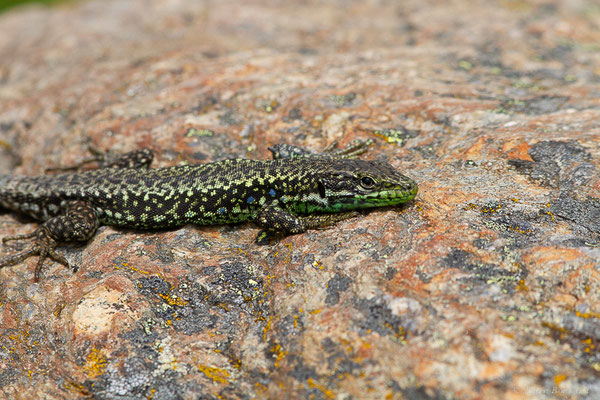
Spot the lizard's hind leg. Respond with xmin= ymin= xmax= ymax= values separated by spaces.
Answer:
xmin=47 ymin=146 xmax=154 ymax=172
xmin=0 ymin=200 xmax=98 ymax=281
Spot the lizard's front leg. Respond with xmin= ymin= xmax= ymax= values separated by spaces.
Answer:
xmin=0 ymin=201 xmax=98 ymax=281
xmin=255 ymin=204 xmax=359 ymax=243
xmin=268 ymin=139 xmax=373 ymax=160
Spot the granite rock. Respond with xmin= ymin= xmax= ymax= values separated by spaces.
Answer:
xmin=0 ymin=1 xmax=599 ymax=399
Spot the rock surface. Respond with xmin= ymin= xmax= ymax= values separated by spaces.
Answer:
xmin=1 ymin=0 xmax=599 ymax=399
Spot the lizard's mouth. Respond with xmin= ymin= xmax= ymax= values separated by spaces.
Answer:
xmin=367 ymin=185 xmax=418 ymax=205
xmin=326 ymin=179 xmax=418 ymax=211
xmin=348 ymin=186 xmax=418 ymax=208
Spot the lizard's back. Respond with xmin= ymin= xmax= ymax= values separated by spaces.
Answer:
xmin=0 ymin=158 xmax=320 ymax=228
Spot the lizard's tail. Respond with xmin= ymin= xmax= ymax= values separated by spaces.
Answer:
xmin=0 ymin=175 xmax=12 ymax=210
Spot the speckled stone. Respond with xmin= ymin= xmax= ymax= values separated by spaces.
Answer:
xmin=1 ymin=1 xmax=599 ymax=399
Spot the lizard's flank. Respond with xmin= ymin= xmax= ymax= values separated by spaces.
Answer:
xmin=0 ymin=140 xmax=417 ymax=281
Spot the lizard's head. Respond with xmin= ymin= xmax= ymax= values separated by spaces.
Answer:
xmin=308 ymin=159 xmax=418 ymax=212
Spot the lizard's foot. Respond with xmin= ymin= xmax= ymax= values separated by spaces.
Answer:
xmin=1 ymin=227 xmax=76 ymax=282
xmin=268 ymin=139 xmax=373 ymax=160
xmin=255 ymin=230 xmax=280 ymax=245
xmin=255 ymin=206 xmax=361 ymax=245
xmin=300 ymin=211 xmax=361 ymax=230
xmin=1 ymin=201 xmax=96 ymax=281
xmin=322 ymin=139 xmax=374 ymax=159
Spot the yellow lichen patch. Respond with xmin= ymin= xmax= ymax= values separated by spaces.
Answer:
xmin=544 ymin=210 xmax=556 ymax=221
xmin=114 ymin=262 xmax=158 ymax=276
xmin=84 ymin=348 xmax=107 ymax=378
xmin=255 ymin=382 xmax=268 ymax=393
xmin=575 ymin=310 xmax=600 ymax=319
xmin=270 ymin=343 xmax=287 ymax=367
xmin=230 ymin=358 xmax=242 ymax=370
xmin=157 ymin=293 xmax=188 ymax=307
xmin=515 ymin=279 xmax=529 ymax=291
xmin=227 ymin=246 xmax=248 ymax=256
xmin=197 ymin=364 xmax=230 ymax=384
xmin=262 ymin=315 xmax=273 ymax=341
xmin=481 ymin=205 xmax=502 ymax=213
xmin=507 ymin=224 xmax=532 ymax=234
xmin=312 ymin=259 xmax=324 ymax=270
xmin=385 ymin=322 xmax=406 ymax=341
xmin=553 ymin=374 xmax=567 ymax=386
xmin=464 ymin=203 xmax=479 ymax=211
xmin=582 ymin=338 xmax=596 ymax=353
xmin=284 ymin=242 xmax=293 ymax=263
xmin=542 ymin=322 xmax=567 ymax=340
xmin=370 ymin=130 xmax=399 ymax=144
xmin=307 ymin=378 xmax=335 ymax=399
xmin=263 ymin=100 xmax=279 ymax=113
xmin=543 ymin=203 xmax=557 ymax=220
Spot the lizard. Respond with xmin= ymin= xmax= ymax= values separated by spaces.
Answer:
xmin=0 ymin=139 xmax=418 ymax=281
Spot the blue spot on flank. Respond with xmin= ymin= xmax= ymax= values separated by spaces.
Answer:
xmin=218 ymin=207 xmax=227 ymax=214
xmin=247 ymin=196 xmax=256 ymax=204
xmin=269 ymin=189 xmax=276 ymax=197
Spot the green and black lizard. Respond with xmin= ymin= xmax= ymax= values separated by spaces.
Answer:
xmin=0 ymin=139 xmax=417 ymax=281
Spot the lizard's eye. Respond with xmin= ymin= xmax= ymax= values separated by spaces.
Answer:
xmin=360 ymin=176 xmax=376 ymax=188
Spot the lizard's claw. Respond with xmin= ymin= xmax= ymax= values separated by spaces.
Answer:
xmin=1 ymin=228 xmax=73 ymax=282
